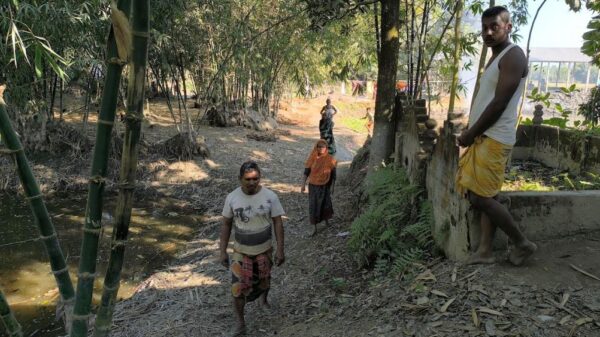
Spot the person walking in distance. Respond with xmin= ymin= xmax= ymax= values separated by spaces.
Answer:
xmin=319 ymin=98 xmax=338 ymax=154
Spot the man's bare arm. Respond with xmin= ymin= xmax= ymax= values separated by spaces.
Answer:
xmin=459 ymin=48 xmax=527 ymax=145
xmin=272 ymin=215 xmax=285 ymax=266
xmin=219 ymin=217 xmax=233 ymax=267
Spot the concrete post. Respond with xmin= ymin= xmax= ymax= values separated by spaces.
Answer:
xmin=586 ymin=64 xmax=592 ymax=92
xmin=533 ymin=104 xmax=544 ymax=126
xmin=545 ymin=62 xmax=551 ymax=92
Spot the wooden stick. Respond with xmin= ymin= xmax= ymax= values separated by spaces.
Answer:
xmin=570 ymin=264 xmax=600 ymax=282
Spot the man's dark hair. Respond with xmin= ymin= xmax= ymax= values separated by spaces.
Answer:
xmin=482 ymin=6 xmax=511 ymax=23
xmin=239 ymin=161 xmax=261 ymax=177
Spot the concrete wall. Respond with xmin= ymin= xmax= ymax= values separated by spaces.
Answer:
xmin=425 ymin=120 xmax=473 ymax=260
xmin=399 ymin=102 xmax=430 ymax=186
xmin=395 ymin=102 xmax=600 ymax=262
xmin=513 ymin=125 xmax=600 ymax=175
xmin=504 ymin=190 xmax=600 ymax=240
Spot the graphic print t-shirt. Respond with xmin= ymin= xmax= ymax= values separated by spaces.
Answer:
xmin=222 ymin=187 xmax=285 ymax=255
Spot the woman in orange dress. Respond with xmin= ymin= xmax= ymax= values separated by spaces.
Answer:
xmin=301 ymin=139 xmax=337 ymax=236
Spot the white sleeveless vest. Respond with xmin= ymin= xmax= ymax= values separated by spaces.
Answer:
xmin=468 ymin=44 xmax=526 ymax=146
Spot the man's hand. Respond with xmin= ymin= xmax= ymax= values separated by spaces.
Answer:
xmin=300 ymin=185 xmax=306 ymax=193
xmin=219 ymin=252 xmax=229 ymax=269
xmin=274 ymin=249 xmax=285 ymax=266
xmin=457 ymin=130 xmax=475 ymax=147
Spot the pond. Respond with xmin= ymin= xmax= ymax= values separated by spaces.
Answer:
xmin=0 ymin=192 xmax=201 ymax=336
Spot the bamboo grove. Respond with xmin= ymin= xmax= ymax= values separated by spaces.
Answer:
xmin=1 ymin=0 xmax=598 ymax=336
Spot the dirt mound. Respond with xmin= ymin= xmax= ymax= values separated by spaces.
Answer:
xmin=150 ymin=132 xmax=210 ymax=161
xmin=45 ymin=122 xmax=94 ymax=155
xmin=276 ymin=114 xmax=299 ymax=126
xmin=246 ymin=131 xmax=277 ymax=142
xmin=204 ymin=105 xmax=278 ymax=131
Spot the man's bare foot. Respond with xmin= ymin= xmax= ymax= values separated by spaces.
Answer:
xmin=508 ymin=240 xmax=537 ymax=266
xmin=466 ymin=252 xmax=496 ymax=265
xmin=230 ymin=324 xmax=247 ymax=337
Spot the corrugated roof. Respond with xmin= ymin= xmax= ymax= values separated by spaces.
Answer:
xmin=528 ymin=47 xmax=591 ymax=63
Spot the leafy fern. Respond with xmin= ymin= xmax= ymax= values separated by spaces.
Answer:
xmin=347 ymin=167 xmax=435 ymax=278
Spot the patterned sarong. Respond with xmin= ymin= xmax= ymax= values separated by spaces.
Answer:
xmin=230 ymin=251 xmax=272 ymax=301
xmin=455 ymin=136 xmax=512 ymax=198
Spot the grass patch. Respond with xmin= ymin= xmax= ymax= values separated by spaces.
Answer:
xmin=335 ymin=101 xmax=371 ymax=115
xmin=503 ymin=161 xmax=600 ymax=191
xmin=338 ymin=116 xmax=368 ymax=134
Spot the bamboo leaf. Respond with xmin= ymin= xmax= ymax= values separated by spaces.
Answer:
xmin=471 ymin=307 xmax=480 ymax=328
xmin=431 ymin=290 xmax=448 ymax=298
xmin=478 ymin=307 xmax=504 ymax=316
xmin=440 ymin=297 xmax=456 ymax=312
xmin=111 ymin=0 xmax=132 ymax=62
xmin=34 ymin=44 xmax=42 ymax=78
xmin=575 ymin=317 xmax=593 ymax=326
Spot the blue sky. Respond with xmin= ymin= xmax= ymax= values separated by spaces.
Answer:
xmin=508 ymin=0 xmax=595 ymax=48
xmin=460 ymin=1 xmax=597 ymax=106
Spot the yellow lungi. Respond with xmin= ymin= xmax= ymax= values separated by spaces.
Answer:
xmin=456 ymin=136 xmax=512 ymax=198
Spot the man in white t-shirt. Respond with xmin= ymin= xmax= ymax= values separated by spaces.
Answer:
xmin=219 ymin=161 xmax=285 ymax=336
xmin=456 ymin=6 xmax=536 ymax=266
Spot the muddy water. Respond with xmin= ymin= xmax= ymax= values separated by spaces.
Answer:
xmin=0 ymin=193 xmax=200 ymax=336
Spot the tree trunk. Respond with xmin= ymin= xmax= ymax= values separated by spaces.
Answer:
xmin=367 ymin=0 xmax=400 ymax=174
xmin=0 ymin=289 xmax=22 ymax=337
xmin=59 ymin=78 xmax=64 ymax=121
xmin=69 ymin=1 xmax=132 ymax=336
xmin=414 ymin=0 xmax=430 ymax=99
xmin=82 ymin=73 xmax=93 ymax=130
xmin=93 ymin=1 xmax=149 ymax=335
xmin=0 ymin=87 xmax=75 ymax=327
xmin=373 ymin=1 xmax=381 ymax=57
xmin=447 ymin=0 xmax=464 ymax=116
xmin=49 ymin=73 xmax=58 ymax=121
xmin=149 ymin=63 xmax=180 ymax=131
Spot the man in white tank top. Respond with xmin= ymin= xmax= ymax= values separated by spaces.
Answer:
xmin=455 ymin=6 xmax=537 ymax=266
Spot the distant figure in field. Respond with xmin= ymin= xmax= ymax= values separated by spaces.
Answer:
xmin=319 ymin=98 xmax=337 ymax=154
xmin=219 ymin=161 xmax=286 ymax=336
xmin=362 ymin=107 xmax=374 ymax=136
xmin=301 ymin=139 xmax=337 ymax=236
xmin=455 ymin=6 xmax=536 ymax=266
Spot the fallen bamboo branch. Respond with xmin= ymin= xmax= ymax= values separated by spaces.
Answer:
xmin=570 ymin=264 xmax=600 ymax=282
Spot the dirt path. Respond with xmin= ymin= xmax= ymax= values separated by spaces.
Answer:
xmin=107 ymin=95 xmax=370 ymax=337
xmin=108 ymin=95 xmax=600 ymax=337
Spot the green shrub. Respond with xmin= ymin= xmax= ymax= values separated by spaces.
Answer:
xmin=347 ymin=167 xmax=434 ymax=277
xmin=579 ymin=86 xmax=600 ymax=125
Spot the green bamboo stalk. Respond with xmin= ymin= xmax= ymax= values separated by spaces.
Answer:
xmin=93 ymin=1 xmax=149 ymax=336
xmin=70 ymin=1 xmax=132 ymax=336
xmin=0 ymin=89 xmax=75 ymax=324
xmin=447 ymin=0 xmax=464 ymax=116
xmin=0 ymin=289 xmax=22 ymax=337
